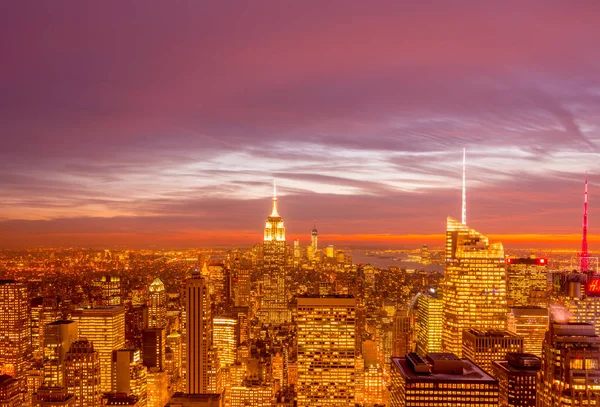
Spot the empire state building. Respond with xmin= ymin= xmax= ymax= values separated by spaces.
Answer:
xmin=260 ymin=182 xmax=290 ymax=325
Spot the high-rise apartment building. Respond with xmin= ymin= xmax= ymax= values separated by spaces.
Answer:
xmin=43 ymin=320 xmax=78 ymax=387
xmin=148 ymin=278 xmax=167 ymax=329
xmin=442 ymin=217 xmax=508 ymax=357
xmin=0 ymin=280 xmax=30 ymax=378
xmin=537 ymin=323 xmax=600 ymax=406
xmin=492 ymin=353 xmax=540 ymax=407
xmin=296 ymin=296 xmax=356 ymax=407
xmin=507 ymin=307 xmax=548 ymax=357
xmin=462 ymin=329 xmax=523 ymax=375
xmin=415 ymin=291 xmax=443 ymax=356
xmin=389 ymin=353 xmax=499 ymax=407
xmin=185 ymin=273 xmax=213 ymax=394
xmin=261 ymin=186 xmax=289 ymax=325
xmin=213 ymin=316 xmax=236 ymax=369
xmin=506 ymin=257 xmax=548 ymax=307
xmin=65 ymin=340 xmax=101 ymax=407
xmin=71 ymin=307 xmax=125 ymax=393
xmin=392 ymin=309 xmax=413 ymax=357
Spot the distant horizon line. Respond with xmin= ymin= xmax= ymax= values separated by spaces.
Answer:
xmin=0 ymin=232 xmax=594 ymax=251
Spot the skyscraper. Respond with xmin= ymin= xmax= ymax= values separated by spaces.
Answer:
xmin=415 ymin=290 xmax=443 ymax=356
xmin=462 ymin=329 xmax=523 ymax=374
xmin=148 ymin=278 xmax=167 ymax=329
xmin=71 ymin=307 xmax=125 ymax=393
xmin=261 ymin=182 xmax=289 ymax=325
xmin=296 ymin=296 xmax=356 ymax=407
xmin=311 ymin=222 xmax=318 ymax=253
xmin=0 ymin=280 xmax=30 ymax=378
xmin=213 ymin=316 xmax=237 ymax=369
xmin=508 ymin=307 xmax=548 ymax=357
xmin=65 ymin=340 xmax=101 ymax=407
xmin=492 ymin=353 xmax=540 ymax=407
xmin=442 ymin=217 xmax=508 ymax=357
xmin=0 ymin=374 xmax=21 ymax=406
xmin=31 ymin=297 xmax=62 ymax=361
xmin=506 ymin=257 xmax=548 ymax=307
xmin=100 ymin=275 xmax=121 ymax=306
xmin=185 ymin=273 xmax=213 ymax=394
xmin=232 ymin=269 xmax=251 ymax=308
xmin=537 ymin=323 xmax=600 ymax=406
xmin=392 ymin=309 xmax=413 ymax=357
xmin=111 ymin=349 xmax=147 ymax=406
xmin=142 ymin=328 xmax=165 ymax=371
xmin=389 ymin=352 xmax=499 ymax=407
xmin=43 ymin=320 xmax=78 ymax=387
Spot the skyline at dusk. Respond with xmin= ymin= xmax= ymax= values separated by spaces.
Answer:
xmin=2 ymin=1 xmax=600 ymax=248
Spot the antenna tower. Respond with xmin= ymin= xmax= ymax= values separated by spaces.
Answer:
xmin=581 ymin=172 xmax=589 ymax=271
xmin=462 ymin=148 xmax=467 ymax=225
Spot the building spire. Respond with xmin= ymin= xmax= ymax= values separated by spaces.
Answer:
xmin=581 ymin=171 xmax=589 ymax=271
xmin=270 ymin=178 xmax=279 ymax=217
xmin=462 ymin=148 xmax=467 ymax=225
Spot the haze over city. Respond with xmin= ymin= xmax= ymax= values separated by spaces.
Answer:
xmin=2 ymin=1 xmax=600 ymax=249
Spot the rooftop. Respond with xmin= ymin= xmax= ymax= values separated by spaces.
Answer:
xmin=392 ymin=354 xmax=497 ymax=384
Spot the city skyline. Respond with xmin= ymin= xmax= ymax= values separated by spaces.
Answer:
xmin=2 ymin=2 xmax=600 ymax=248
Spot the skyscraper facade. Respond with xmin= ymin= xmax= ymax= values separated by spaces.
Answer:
xmin=43 ymin=320 xmax=78 ymax=387
xmin=462 ymin=329 xmax=523 ymax=374
xmin=65 ymin=340 xmax=101 ymax=407
xmin=506 ymin=257 xmax=548 ymax=307
xmin=0 ymin=280 xmax=30 ymax=378
xmin=415 ymin=291 xmax=443 ymax=356
xmin=296 ymin=296 xmax=356 ymax=407
xmin=311 ymin=223 xmax=318 ymax=253
xmin=442 ymin=217 xmax=508 ymax=357
xmin=261 ymin=188 xmax=289 ymax=325
xmin=148 ymin=278 xmax=167 ymax=329
xmin=185 ymin=274 xmax=213 ymax=394
xmin=71 ymin=307 xmax=125 ymax=393
xmin=492 ymin=353 xmax=540 ymax=407
xmin=507 ymin=307 xmax=548 ymax=357
xmin=389 ymin=352 xmax=499 ymax=407
xmin=392 ymin=309 xmax=413 ymax=357
xmin=100 ymin=275 xmax=121 ymax=306
xmin=213 ymin=316 xmax=236 ymax=369
xmin=537 ymin=323 xmax=600 ymax=406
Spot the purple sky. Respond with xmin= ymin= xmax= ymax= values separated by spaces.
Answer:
xmin=1 ymin=1 xmax=600 ymax=248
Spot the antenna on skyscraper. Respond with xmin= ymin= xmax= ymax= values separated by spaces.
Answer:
xmin=462 ymin=148 xmax=467 ymax=225
xmin=581 ymin=171 xmax=589 ymax=272
xmin=273 ymin=178 xmax=277 ymax=200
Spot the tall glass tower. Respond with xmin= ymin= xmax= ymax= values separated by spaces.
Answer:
xmin=442 ymin=217 xmax=508 ymax=356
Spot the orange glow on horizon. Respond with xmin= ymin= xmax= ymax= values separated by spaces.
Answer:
xmin=1 ymin=230 xmax=597 ymax=250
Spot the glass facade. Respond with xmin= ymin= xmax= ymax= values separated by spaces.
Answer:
xmin=442 ymin=217 xmax=508 ymax=357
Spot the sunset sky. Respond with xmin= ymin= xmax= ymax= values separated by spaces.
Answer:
xmin=1 ymin=1 xmax=600 ymax=249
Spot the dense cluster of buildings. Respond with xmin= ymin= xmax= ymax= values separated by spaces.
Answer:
xmin=0 ymin=179 xmax=599 ymax=407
